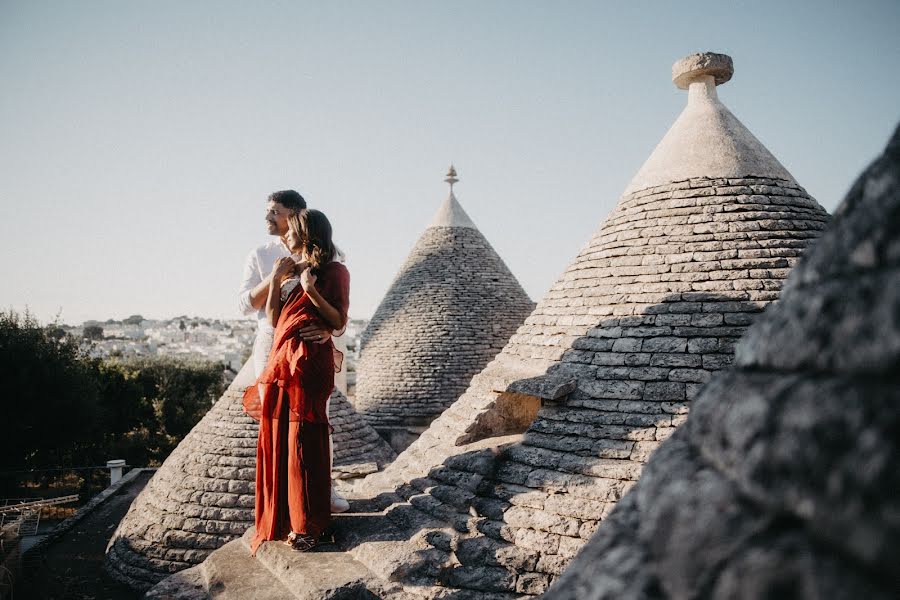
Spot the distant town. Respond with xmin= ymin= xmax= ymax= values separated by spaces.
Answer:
xmin=58 ymin=315 xmax=369 ymax=378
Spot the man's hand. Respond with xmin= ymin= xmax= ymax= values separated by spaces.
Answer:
xmin=297 ymin=323 xmax=332 ymax=344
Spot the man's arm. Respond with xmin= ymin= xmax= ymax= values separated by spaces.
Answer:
xmin=246 ymin=278 xmax=272 ymax=311
xmin=238 ymin=251 xmax=268 ymax=315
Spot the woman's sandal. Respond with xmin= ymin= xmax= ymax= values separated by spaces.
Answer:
xmin=285 ymin=532 xmax=319 ymax=552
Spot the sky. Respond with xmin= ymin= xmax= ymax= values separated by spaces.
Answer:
xmin=1 ymin=1 xmax=898 ymax=325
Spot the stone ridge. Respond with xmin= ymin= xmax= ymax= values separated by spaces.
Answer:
xmin=347 ymin=175 xmax=829 ymax=597
xmin=549 ymin=124 xmax=900 ymax=600
xmin=355 ymin=224 xmax=535 ymax=430
xmin=104 ymin=368 xmax=395 ymax=591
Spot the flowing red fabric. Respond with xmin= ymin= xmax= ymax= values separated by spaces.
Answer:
xmin=243 ymin=262 xmax=349 ymax=555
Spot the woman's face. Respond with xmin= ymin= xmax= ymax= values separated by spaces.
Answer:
xmin=285 ymin=228 xmax=303 ymax=254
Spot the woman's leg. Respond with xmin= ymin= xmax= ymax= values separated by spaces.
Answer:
xmin=251 ymin=410 xmax=292 ymax=554
xmin=287 ymin=421 xmax=332 ymax=538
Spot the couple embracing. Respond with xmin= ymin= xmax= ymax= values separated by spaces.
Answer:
xmin=237 ymin=190 xmax=349 ymax=554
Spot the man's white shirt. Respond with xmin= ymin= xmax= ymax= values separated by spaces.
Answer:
xmin=238 ymin=238 xmax=292 ymax=333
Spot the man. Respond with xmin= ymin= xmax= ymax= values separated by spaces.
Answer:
xmin=238 ymin=189 xmax=350 ymax=513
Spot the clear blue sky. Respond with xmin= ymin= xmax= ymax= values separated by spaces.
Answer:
xmin=2 ymin=1 xmax=898 ymax=325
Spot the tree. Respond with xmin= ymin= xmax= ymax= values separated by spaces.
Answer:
xmin=123 ymin=314 xmax=144 ymax=325
xmin=103 ymin=356 xmax=225 ymax=463
xmin=83 ymin=325 xmax=104 ymax=340
xmin=0 ymin=310 xmax=101 ymax=469
xmin=0 ymin=310 xmax=224 ymax=472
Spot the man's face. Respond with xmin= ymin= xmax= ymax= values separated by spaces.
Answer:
xmin=265 ymin=201 xmax=291 ymax=236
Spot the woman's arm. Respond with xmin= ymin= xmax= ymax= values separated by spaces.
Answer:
xmin=265 ymin=278 xmax=283 ymax=327
xmin=300 ymin=268 xmax=345 ymax=331
xmin=266 ymin=257 xmax=298 ymax=326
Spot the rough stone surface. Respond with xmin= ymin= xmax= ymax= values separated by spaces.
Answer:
xmin=147 ymin=528 xmax=386 ymax=600
xmin=625 ymin=54 xmax=795 ymax=195
xmin=672 ymin=51 xmax=734 ymax=89
xmin=104 ymin=360 xmax=395 ymax=591
xmin=355 ymin=189 xmax=534 ymax=440
xmin=333 ymin=54 xmax=828 ymax=597
xmin=549 ymin=124 xmax=900 ymax=599
xmin=149 ymin=52 xmax=833 ymax=599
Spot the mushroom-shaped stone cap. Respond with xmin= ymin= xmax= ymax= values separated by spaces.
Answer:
xmin=672 ymin=52 xmax=734 ymax=89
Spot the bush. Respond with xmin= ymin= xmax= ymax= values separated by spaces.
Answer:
xmin=0 ymin=310 xmax=102 ymax=469
xmin=102 ymin=356 xmax=224 ymax=463
xmin=0 ymin=310 xmax=225 ymax=472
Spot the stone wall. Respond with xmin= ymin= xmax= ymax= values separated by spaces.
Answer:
xmin=549 ymin=123 xmax=900 ymax=600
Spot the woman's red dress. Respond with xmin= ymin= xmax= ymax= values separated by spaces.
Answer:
xmin=242 ymin=262 xmax=349 ymax=555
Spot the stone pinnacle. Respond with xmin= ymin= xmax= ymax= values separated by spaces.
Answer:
xmin=672 ymin=51 xmax=734 ymax=89
xmin=444 ymin=164 xmax=458 ymax=192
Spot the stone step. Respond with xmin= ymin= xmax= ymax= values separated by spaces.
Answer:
xmin=245 ymin=528 xmax=378 ymax=599
xmin=335 ymin=506 xmax=452 ymax=586
xmin=148 ymin=526 xmax=383 ymax=599
xmin=144 ymin=537 xmax=294 ymax=600
xmin=202 ymin=537 xmax=296 ymax=599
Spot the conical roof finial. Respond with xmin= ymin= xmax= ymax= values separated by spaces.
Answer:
xmin=622 ymin=50 xmax=795 ymax=195
xmin=430 ymin=163 xmax=475 ymax=229
xmin=672 ymin=51 xmax=733 ymax=89
xmin=445 ymin=164 xmax=458 ymax=193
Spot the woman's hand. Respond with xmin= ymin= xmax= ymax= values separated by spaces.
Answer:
xmin=300 ymin=267 xmax=317 ymax=292
xmin=272 ymin=257 xmax=296 ymax=283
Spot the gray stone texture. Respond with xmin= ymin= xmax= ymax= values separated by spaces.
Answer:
xmin=104 ymin=361 xmax=395 ymax=591
xmin=148 ymin=52 xmax=836 ymax=599
xmin=336 ymin=57 xmax=829 ymax=597
xmin=337 ymin=167 xmax=826 ymax=596
xmin=355 ymin=197 xmax=535 ymax=433
xmin=548 ymin=124 xmax=900 ymax=599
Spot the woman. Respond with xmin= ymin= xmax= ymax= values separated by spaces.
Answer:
xmin=243 ymin=208 xmax=349 ymax=554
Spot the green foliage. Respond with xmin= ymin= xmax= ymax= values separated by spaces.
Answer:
xmin=103 ymin=356 xmax=224 ymax=461
xmin=82 ymin=324 xmax=104 ymax=340
xmin=0 ymin=310 xmax=225 ymax=472
xmin=0 ymin=310 xmax=101 ymax=469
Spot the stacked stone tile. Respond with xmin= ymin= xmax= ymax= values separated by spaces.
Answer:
xmin=549 ymin=123 xmax=900 ymax=600
xmin=104 ymin=360 xmax=395 ymax=591
xmin=335 ymin=52 xmax=830 ymax=598
xmin=354 ymin=166 xmax=535 ymax=450
xmin=143 ymin=52 xmax=835 ymax=599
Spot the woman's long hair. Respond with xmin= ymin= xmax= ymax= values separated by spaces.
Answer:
xmin=287 ymin=209 xmax=335 ymax=273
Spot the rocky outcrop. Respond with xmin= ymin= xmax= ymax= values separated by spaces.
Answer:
xmin=549 ymin=124 xmax=900 ymax=599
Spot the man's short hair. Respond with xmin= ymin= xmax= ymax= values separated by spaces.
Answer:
xmin=268 ymin=190 xmax=306 ymax=212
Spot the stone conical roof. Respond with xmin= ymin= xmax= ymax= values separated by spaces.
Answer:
xmin=336 ymin=52 xmax=830 ymax=597
xmin=354 ymin=167 xmax=535 ymax=447
xmin=104 ymin=360 xmax=395 ymax=591
xmin=145 ymin=52 xmax=833 ymax=599
xmin=550 ymin=123 xmax=900 ymax=600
